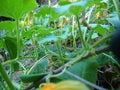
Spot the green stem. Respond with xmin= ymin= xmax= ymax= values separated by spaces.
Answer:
xmin=76 ymin=15 xmax=86 ymax=48
xmin=65 ymin=51 xmax=86 ymax=67
xmin=56 ymin=41 xmax=63 ymax=58
xmin=32 ymin=33 xmax=38 ymax=59
xmin=0 ymin=62 xmax=15 ymax=90
xmin=91 ymin=34 xmax=111 ymax=48
xmin=2 ymin=56 xmax=35 ymax=66
xmin=112 ymin=0 xmax=120 ymax=19
xmin=16 ymin=19 xmax=20 ymax=58
xmin=72 ymin=16 xmax=77 ymax=50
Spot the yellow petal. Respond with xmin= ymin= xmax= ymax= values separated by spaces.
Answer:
xmin=55 ymin=80 xmax=89 ymax=90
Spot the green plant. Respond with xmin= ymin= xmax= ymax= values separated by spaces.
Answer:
xmin=0 ymin=0 xmax=120 ymax=90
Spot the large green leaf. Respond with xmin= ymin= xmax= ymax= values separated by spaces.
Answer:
xmin=56 ymin=57 xmax=98 ymax=84
xmin=4 ymin=36 xmax=20 ymax=71
xmin=0 ymin=0 xmax=37 ymax=19
xmin=55 ymin=1 xmax=86 ymax=14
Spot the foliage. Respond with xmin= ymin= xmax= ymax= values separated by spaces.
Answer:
xmin=0 ymin=0 xmax=120 ymax=90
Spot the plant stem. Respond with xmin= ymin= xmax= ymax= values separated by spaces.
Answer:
xmin=2 ymin=56 xmax=35 ymax=66
xmin=32 ymin=33 xmax=38 ymax=59
xmin=56 ymin=41 xmax=63 ymax=58
xmin=16 ymin=19 xmax=20 ymax=58
xmin=91 ymin=34 xmax=111 ymax=48
xmin=24 ymin=46 xmax=109 ymax=90
xmin=0 ymin=62 xmax=15 ymax=90
xmin=72 ymin=15 xmax=77 ymax=50
xmin=76 ymin=15 xmax=86 ymax=48
xmin=112 ymin=0 xmax=120 ymax=19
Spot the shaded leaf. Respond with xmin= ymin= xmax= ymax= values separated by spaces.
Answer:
xmin=28 ymin=57 xmax=49 ymax=74
xmin=4 ymin=37 xmax=17 ymax=59
xmin=55 ymin=1 xmax=86 ymax=14
xmin=0 ymin=21 xmax=16 ymax=31
xmin=56 ymin=57 xmax=98 ymax=84
xmin=20 ymin=73 xmax=48 ymax=83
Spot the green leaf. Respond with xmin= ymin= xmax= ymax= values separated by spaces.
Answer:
xmin=55 ymin=1 xmax=86 ymax=14
xmin=22 ymin=25 xmax=55 ymax=40
xmin=0 ymin=21 xmax=16 ymax=31
xmin=35 ymin=6 xmax=59 ymax=20
xmin=0 ymin=0 xmax=37 ymax=19
xmin=28 ymin=57 xmax=49 ymax=74
xmin=69 ymin=5 xmax=84 ymax=16
xmin=20 ymin=57 xmax=49 ymax=83
xmin=93 ymin=24 xmax=109 ymax=35
xmin=4 ymin=36 xmax=23 ymax=59
xmin=96 ymin=53 xmax=111 ymax=66
xmin=86 ymin=0 xmax=101 ymax=7
xmin=59 ymin=0 xmax=81 ymax=5
xmin=20 ymin=73 xmax=48 ymax=83
xmin=107 ymin=15 xmax=120 ymax=28
xmin=39 ymin=26 xmax=71 ymax=44
xmin=35 ymin=6 xmax=51 ymax=17
xmin=59 ymin=0 xmax=71 ymax=5
xmin=57 ymin=57 xmax=98 ymax=84
xmin=13 ymin=63 xmax=19 ymax=71
xmin=4 ymin=37 xmax=17 ymax=59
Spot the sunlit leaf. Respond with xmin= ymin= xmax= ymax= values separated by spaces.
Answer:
xmin=69 ymin=5 xmax=84 ymax=15
xmin=93 ymin=24 xmax=108 ymax=35
xmin=86 ymin=0 xmax=101 ymax=7
xmin=0 ymin=0 xmax=37 ymax=19
xmin=35 ymin=6 xmax=60 ymax=20
xmin=59 ymin=0 xmax=81 ymax=5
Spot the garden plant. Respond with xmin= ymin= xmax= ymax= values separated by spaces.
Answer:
xmin=0 ymin=0 xmax=120 ymax=90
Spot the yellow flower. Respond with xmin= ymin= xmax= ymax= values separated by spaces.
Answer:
xmin=41 ymin=83 xmax=56 ymax=90
xmin=40 ymin=80 xmax=89 ymax=90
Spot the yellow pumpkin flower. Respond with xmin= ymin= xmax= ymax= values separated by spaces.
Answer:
xmin=40 ymin=80 xmax=89 ymax=90
xmin=41 ymin=83 xmax=56 ymax=90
